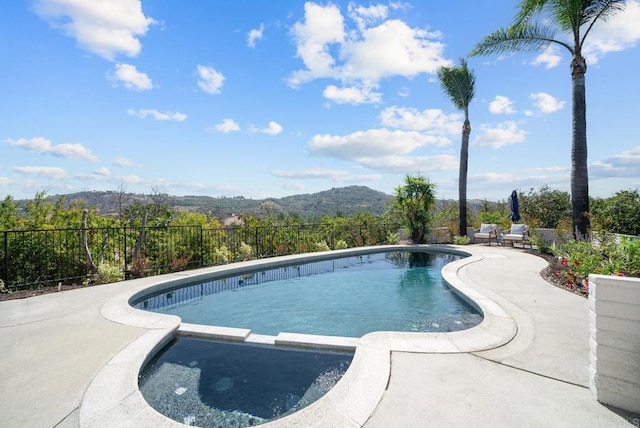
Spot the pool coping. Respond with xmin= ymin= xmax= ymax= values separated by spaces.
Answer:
xmin=79 ymin=245 xmax=518 ymax=427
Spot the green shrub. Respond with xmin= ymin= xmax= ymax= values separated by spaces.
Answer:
xmin=213 ymin=245 xmax=231 ymax=264
xmin=238 ymin=242 xmax=253 ymax=261
xmin=334 ymin=239 xmax=348 ymax=250
xmin=615 ymin=236 xmax=640 ymax=277
xmin=94 ymin=262 xmax=124 ymax=284
xmin=551 ymin=235 xmax=640 ymax=291
xmin=590 ymin=190 xmax=640 ymax=236
xmin=453 ymin=235 xmax=470 ymax=245
xmin=385 ymin=231 xmax=400 ymax=245
xmin=314 ymin=241 xmax=331 ymax=252
xmin=477 ymin=211 xmax=504 ymax=227
xmin=520 ymin=186 xmax=571 ymax=229
xmin=0 ymin=279 xmax=11 ymax=294
xmin=530 ymin=234 xmax=552 ymax=254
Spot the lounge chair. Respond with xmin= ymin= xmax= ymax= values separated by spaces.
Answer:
xmin=474 ymin=223 xmax=498 ymax=245
xmin=502 ymin=224 xmax=531 ymax=248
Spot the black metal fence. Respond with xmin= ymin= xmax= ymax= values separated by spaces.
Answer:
xmin=1 ymin=223 xmax=398 ymax=290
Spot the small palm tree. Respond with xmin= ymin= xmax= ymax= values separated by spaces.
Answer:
xmin=437 ymin=58 xmax=476 ymax=237
xmin=469 ymin=0 xmax=626 ymax=240
xmin=392 ymin=174 xmax=437 ymax=244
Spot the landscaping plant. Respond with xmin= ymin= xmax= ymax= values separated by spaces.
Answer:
xmin=551 ymin=235 xmax=640 ymax=294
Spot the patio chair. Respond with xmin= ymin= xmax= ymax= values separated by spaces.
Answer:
xmin=474 ymin=223 xmax=498 ymax=245
xmin=502 ymin=224 xmax=532 ymax=248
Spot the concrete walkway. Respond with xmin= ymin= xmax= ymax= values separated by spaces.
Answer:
xmin=0 ymin=245 xmax=637 ymax=427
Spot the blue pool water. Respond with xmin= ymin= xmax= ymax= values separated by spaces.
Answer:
xmin=139 ymin=338 xmax=353 ymax=427
xmin=137 ymin=251 xmax=482 ymax=337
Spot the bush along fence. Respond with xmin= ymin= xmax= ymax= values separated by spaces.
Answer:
xmin=1 ymin=223 xmax=399 ymax=290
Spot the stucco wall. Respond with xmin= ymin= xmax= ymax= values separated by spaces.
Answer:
xmin=589 ymin=274 xmax=640 ymax=413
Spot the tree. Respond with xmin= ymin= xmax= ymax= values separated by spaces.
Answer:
xmin=591 ymin=189 xmax=640 ymax=236
xmin=469 ymin=0 xmax=626 ymax=240
xmin=0 ymin=196 xmax=20 ymax=230
xmin=392 ymin=174 xmax=437 ymax=244
xmin=520 ymin=185 xmax=571 ymax=228
xmin=437 ymin=58 xmax=476 ymax=237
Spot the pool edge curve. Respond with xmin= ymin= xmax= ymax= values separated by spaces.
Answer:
xmin=79 ymin=244 xmax=518 ymax=427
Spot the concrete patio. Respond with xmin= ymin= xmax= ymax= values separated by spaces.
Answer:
xmin=0 ymin=245 xmax=637 ymax=427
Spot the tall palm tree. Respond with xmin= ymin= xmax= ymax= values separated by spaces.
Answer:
xmin=437 ymin=59 xmax=476 ymax=237
xmin=469 ymin=0 xmax=626 ymax=240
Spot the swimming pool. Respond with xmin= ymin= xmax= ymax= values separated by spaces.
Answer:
xmin=135 ymin=250 xmax=483 ymax=337
xmin=83 ymin=246 xmax=519 ymax=427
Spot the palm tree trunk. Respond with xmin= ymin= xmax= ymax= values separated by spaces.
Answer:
xmin=571 ymin=55 xmax=590 ymax=240
xmin=459 ymin=118 xmax=470 ymax=237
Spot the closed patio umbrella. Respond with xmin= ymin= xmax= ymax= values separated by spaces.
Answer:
xmin=508 ymin=190 xmax=520 ymax=222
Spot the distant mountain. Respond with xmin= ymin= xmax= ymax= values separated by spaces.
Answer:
xmin=46 ymin=186 xmax=394 ymax=220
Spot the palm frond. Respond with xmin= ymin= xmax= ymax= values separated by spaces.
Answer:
xmin=469 ymin=23 xmax=572 ymax=56
xmin=437 ymin=59 xmax=475 ymax=111
xmin=584 ymin=0 xmax=626 ymax=22
xmin=581 ymin=0 xmax=626 ymax=44
xmin=514 ymin=0 xmax=547 ymax=26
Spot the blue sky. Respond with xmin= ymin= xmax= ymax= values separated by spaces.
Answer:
xmin=2 ymin=1 xmax=639 ymax=203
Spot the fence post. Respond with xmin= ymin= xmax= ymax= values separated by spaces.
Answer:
xmin=199 ymin=226 xmax=204 ymax=267
xmin=3 ymin=231 xmax=8 ymax=286
xmin=123 ymin=225 xmax=127 ymax=280
xmin=255 ymin=227 xmax=259 ymax=259
xmin=331 ymin=224 xmax=335 ymax=249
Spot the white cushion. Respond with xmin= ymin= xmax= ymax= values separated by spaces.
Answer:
xmin=510 ymin=224 xmax=527 ymax=234
xmin=479 ymin=223 xmax=495 ymax=233
xmin=503 ymin=234 xmax=526 ymax=240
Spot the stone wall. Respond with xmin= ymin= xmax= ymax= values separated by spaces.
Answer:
xmin=589 ymin=274 xmax=640 ymax=413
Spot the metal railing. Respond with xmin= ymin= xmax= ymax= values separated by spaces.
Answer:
xmin=1 ymin=223 xmax=399 ymax=290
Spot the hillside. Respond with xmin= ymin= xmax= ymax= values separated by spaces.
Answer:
xmin=46 ymin=186 xmax=393 ymax=220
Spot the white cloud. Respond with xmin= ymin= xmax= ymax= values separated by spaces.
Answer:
xmin=323 ymin=84 xmax=382 ymax=104
xmin=309 ymin=128 xmax=441 ymax=162
xmin=13 ymin=166 xmax=67 ymax=180
xmin=289 ymin=2 xmax=345 ymax=86
xmin=0 ymin=177 xmax=13 ymax=186
xmin=94 ymin=167 xmax=111 ymax=176
xmin=33 ymin=0 xmax=155 ymax=60
xmin=469 ymin=172 xmax=533 ymax=187
xmin=273 ymin=168 xmax=351 ymax=181
xmin=340 ymin=19 xmax=449 ymax=81
xmin=288 ymin=2 xmax=451 ymax=101
xmin=348 ymin=3 xmax=388 ymax=31
xmin=469 ymin=168 xmax=569 ymax=191
xmin=379 ymin=106 xmax=461 ymax=139
xmin=529 ymin=92 xmax=565 ymax=114
xmin=280 ymin=182 xmax=306 ymax=191
xmin=355 ymin=154 xmax=458 ymax=172
xmin=120 ymin=175 xmax=143 ymax=184
xmin=590 ymin=146 xmax=640 ymax=178
xmin=212 ymin=118 xmax=240 ymax=133
xmin=127 ymin=108 xmax=186 ymax=121
xmin=530 ymin=45 xmax=563 ymax=69
xmin=583 ymin=0 xmax=640 ymax=64
xmin=113 ymin=157 xmax=135 ymax=167
xmin=111 ymin=63 xmax=153 ymax=91
xmin=389 ymin=2 xmax=412 ymax=12
xmin=489 ymin=95 xmax=515 ymax=114
xmin=261 ymin=121 xmax=283 ymax=135
xmin=472 ymin=121 xmax=527 ymax=148
xmin=273 ymin=168 xmax=384 ymax=182
xmin=6 ymin=137 xmax=98 ymax=161
xmin=247 ymin=23 xmax=264 ymax=48
xmin=197 ymin=65 xmax=225 ymax=94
